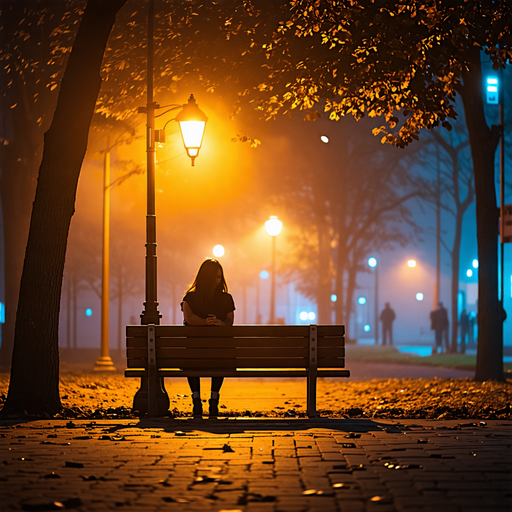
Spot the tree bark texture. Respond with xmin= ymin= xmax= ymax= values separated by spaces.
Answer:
xmin=459 ymin=48 xmax=502 ymax=382
xmin=2 ymin=0 xmax=126 ymax=416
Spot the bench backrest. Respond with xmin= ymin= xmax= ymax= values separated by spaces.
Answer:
xmin=126 ymin=324 xmax=345 ymax=370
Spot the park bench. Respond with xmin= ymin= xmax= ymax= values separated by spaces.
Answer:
xmin=125 ymin=324 xmax=349 ymax=418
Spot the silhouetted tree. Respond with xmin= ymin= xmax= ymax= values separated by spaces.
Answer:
xmin=2 ymin=0 xmax=126 ymax=416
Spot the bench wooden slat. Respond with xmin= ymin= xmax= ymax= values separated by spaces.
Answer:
xmin=127 ymin=346 xmax=344 ymax=360
xmin=317 ymin=325 xmax=345 ymax=336
xmin=128 ymin=358 xmax=310 ymax=369
xmin=127 ymin=325 xmax=344 ymax=338
xmin=127 ymin=347 xmax=311 ymax=359
xmin=126 ymin=337 xmax=344 ymax=350
xmin=126 ymin=369 xmax=350 ymax=378
xmin=127 ymin=357 xmax=345 ymax=369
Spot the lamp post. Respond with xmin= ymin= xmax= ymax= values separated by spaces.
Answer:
xmin=134 ymin=0 xmax=208 ymax=415
xmin=368 ymin=257 xmax=378 ymax=345
xmin=265 ymin=216 xmax=283 ymax=324
xmin=94 ymin=139 xmax=116 ymax=371
xmin=139 ymin=0 xmax=207 ymax=326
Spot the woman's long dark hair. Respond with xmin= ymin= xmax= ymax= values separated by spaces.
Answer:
xmin=184 ymin=258 xmax=228 ymax=307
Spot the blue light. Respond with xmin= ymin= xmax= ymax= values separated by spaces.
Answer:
xmin=330 ymin=294 xmax=337 ymax=302
xmin=486 ymin=77 xmax=499 ymax=105
xmin=364 ymin=324 xmax=371 ymax=332
xmin=368 ymin=257 xmax=377 ymax=268
xmin=85 ymin=308 xmax=93 ymax=317
xmin=259 ymin=270 xmax=269 ymax=280
xmin=358 ymin=297 xmax=366 ymax=305
xmin=416 ymin=293 xmax=424 ymax=301
xmin=0 ymin=302 xmax=4 ymax=324
xmin=299 ymin=311 xmax=308 ymax=321
xmin=308 ymin=312 xmax=316 ymax=321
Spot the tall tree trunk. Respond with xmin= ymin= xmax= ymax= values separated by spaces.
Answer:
xmin=459 ymin=48 xmax=502 ymax=382
xmin=2 ymin=0 xmax=126 ymax=416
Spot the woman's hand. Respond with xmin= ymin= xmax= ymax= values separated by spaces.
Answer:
xmin=206 ymin=314 xmax=224 ymax=326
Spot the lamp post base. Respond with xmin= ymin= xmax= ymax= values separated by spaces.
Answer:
xmin=93 ymin=356 xmax=116 ymax=372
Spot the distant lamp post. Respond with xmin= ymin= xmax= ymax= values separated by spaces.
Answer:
xmin=213 ymin=245 xmax=225 ymax=258
xmin=368 ymin=257 xmax=378 ymax=345
xmin=486 ymin=72 xmax=505 ymax=349
xmin=94 ymin=139 xmax=116 ymax=372
xmin=265 ymin=216 xmax=283 ymax=324
xmin=139 ymin=0 xmax=208 ymax=327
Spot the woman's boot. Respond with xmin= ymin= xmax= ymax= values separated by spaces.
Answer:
xmin=192 ymin=391 xmax=203 ymax=418
xmin=209 ymin=391 xmax=219 ymax=418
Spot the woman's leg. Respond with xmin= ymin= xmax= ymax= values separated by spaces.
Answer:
xmin=211 ymin=377 xmax=224 ymax=393
xmin=188 ymin=377 xmax=202 ymax=417
xmin=209 ymin=377 xmax=224 ymax=418
xmin=188 ymin=377 xmax=200 ymax=393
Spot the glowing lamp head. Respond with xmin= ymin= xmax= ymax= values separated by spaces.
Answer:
xmin=368 ymin=257 xmax=377 ymax=268
xmin=320 ymin=135 xmax=329 ymax=143
xmin=213 ymin=245 xmax=225 ymax=257
xmin=175 ymin=95 xmax=208 ymax=166
xmin=472 ymin=259 xmax=479 ymax=269
xmin=415 ymin=293 xmax=424 ymax=301
xmin=265 ymin=216 xmax=283 ymax=236
xmin=407 ymin=259 xmax=417 ymax=268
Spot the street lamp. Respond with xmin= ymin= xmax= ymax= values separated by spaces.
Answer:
xmin=213 ymin=245 xmax=225 ymax=258
xmin=139 ymin=0 xmax=207 ymax=327
xmin=265 ymin=216 xmax=283 ymax=324
xmin=368 ymin=257 xmax=378 ymax=345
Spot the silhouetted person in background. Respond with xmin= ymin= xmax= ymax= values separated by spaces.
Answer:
xmin=459 ymin=309 xmax=470 ymax=354
xmin=380 ymin=302 xmax=396 ymax=346
xmin=181 ymin=258 xmax=235 ymax=418
xmin=430 ymin=302 xmax=449 ymax=354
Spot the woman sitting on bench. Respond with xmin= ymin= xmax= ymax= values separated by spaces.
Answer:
xmin=181 ymin=258 xmax=235 ymax=418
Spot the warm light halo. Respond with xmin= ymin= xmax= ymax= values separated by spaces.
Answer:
xmin=407 ymin=259 xmax=417 ymax=268
xmin=265 ymin=215 xmax=283 ymax=236
xmin=175 ymin=94 xmax=208 ymax=165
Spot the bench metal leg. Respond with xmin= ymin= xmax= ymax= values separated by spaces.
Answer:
xmin=307 ymin=325 xmax=318 ymax=418
xmin=133 ymin=325 xmax=170 ymax=417
xmin=133 ymin=377 xmax=170 ymax=416
xmin=307 ymin=372 xmax=317 ymax=418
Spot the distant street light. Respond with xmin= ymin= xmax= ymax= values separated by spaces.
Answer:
xmin=320 ymin=135 xmax=330 ymax=143
xmin=368 ymin=257 xmax=378 ymax=345
xmin=213 ymin=245 xmax=225 ymax=258
xmin=407 ymin=259 xmax=417 ymax=268
xmin=139 ymin=0 xmax=208 ymax=327
xmin=265 ymin=216 xmax=283 ymax=323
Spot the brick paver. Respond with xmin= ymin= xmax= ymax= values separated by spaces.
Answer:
xmin=1 ymin=418 xmax=511 ymax=511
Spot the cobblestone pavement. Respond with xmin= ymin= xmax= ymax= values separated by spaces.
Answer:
xmin=1 ymin=417 xmax=511 ymax=512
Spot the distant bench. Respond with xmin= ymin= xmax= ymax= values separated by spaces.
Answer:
xmin=125 ymin=324 xmax=349 ymax=418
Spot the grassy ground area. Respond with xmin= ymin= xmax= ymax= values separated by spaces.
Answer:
xmin=347 ymin=344 xmax=512 ymax=372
